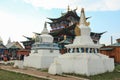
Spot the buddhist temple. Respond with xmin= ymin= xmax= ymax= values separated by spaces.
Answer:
xmin=6 ymin=38 xmax=23 ymax=60
xmin=21 ymin=6 xmax=105 ymax=54
xmin=48 ymin=7 xmax=105 ymax=43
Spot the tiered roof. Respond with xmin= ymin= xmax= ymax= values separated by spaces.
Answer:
xmin=47 ymin=7 xmax=105 ymax=44
xmin=6 ymin=41 xmax=23 ymax=49
xmin=48 ymin=9 xmax=79 ymax=22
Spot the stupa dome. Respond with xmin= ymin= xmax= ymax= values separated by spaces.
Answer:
xmin=34 ymin=22 xmax=53 ymax=43
xmin=40 ymin=22 xmax=53 ymax=43
xmin=40 ymin=34 xmax=53 ymax=43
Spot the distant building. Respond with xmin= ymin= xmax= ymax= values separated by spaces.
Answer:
xmin=100 ymin=38 xmax=120 ymax=63
xmin=0 ymin=37 xmax=23 ymax=60
xmin=6 ymin=38 xmax=23 ymax=60
xmin=0 ymin=37 xmax=7 ymax=61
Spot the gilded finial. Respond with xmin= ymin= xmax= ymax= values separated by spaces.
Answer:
xmin=74 ymin=23 xmax=81 ymax=36
xmin=81 ymin=8 xmax=84 ymax=13
xmin=79 ymin=8 xmax=90 ymax=26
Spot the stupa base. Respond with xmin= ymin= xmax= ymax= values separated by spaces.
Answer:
xmin=23 ymin=53 xmax=59 ymax=69
xmin=49 ymin=53 xmax=114 ymax=76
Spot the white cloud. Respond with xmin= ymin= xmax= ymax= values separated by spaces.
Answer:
xmin=23 ymin=0 xmax=120 ymax=11
xmin=0 ymin=11 xmax=46 ymax=44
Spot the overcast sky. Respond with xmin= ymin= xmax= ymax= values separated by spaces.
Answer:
xmin=0 ymin=0 xmax=120 ymax=45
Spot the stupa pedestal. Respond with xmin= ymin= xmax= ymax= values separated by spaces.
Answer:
xmin=48 ymin=8 xmax=114 ymax=76
xmin=23 ymin=23 xmax=60 ymax=69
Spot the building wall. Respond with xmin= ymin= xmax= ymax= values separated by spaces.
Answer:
xmin=100 ymin=47 xmax=120 ymax=63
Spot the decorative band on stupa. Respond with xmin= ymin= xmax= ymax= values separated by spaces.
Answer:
xmin=67 ymin=48 xmax=99 ymax=53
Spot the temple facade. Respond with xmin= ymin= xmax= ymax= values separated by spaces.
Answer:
xmin=21 ymin=6 xmax=105 ymax=54
xmin=48 ymin=6 xmax=105 ymax=54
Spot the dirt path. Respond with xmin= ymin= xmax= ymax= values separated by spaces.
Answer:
xmin=0 ymin=65 xmax=88 ymax=80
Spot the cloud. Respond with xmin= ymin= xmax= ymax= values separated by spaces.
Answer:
xmin=0 ymin=10 xmax=46 ymax=44
xmin=23 ymin=0 xmax=120 ymax=11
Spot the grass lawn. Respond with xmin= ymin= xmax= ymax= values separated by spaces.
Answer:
xmin=0 ymin=69 xmax=49 ymax=80
xmin=65 ymin=64 xmax=120 ymax=80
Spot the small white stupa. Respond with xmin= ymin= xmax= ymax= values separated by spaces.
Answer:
xmin=48 ymin=8 xmax=114 ymax=76
xmin=23 ymin=22 xmax=60 ymax=69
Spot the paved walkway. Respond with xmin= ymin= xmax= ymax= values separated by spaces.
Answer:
xmin=0 ymin=65 xmax=88 ymax=80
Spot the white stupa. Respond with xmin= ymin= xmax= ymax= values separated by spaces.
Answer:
xmin=23 ymin=22 xmax=60 ymax=69
xmin=48 ymin=8 xmax=114 ymax=76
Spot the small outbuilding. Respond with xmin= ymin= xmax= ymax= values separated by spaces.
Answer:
xmin=100 ymin=38 xmax=120 ymax=63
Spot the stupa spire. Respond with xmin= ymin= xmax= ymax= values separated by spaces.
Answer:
xmin=41 ymin=22 xmax=49 ymax=34
xmin=79 ymin=8 xmax=90 ymax=26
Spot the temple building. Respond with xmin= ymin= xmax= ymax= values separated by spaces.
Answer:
xmin=21 ymin=6 xmax=105 ymax=54
xmin=48 ymin=6 xmax=105 ymax=54
xmin=17 ymin=36 xmax=35 ymax=57
xmin=0 ymin=37 xmax=23 ymax=61
xmin=6 ymin=38 xmax=23 ymax=60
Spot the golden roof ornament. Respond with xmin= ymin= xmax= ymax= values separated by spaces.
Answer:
xmin=74 ymin=23 xmax=81 ymax=36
